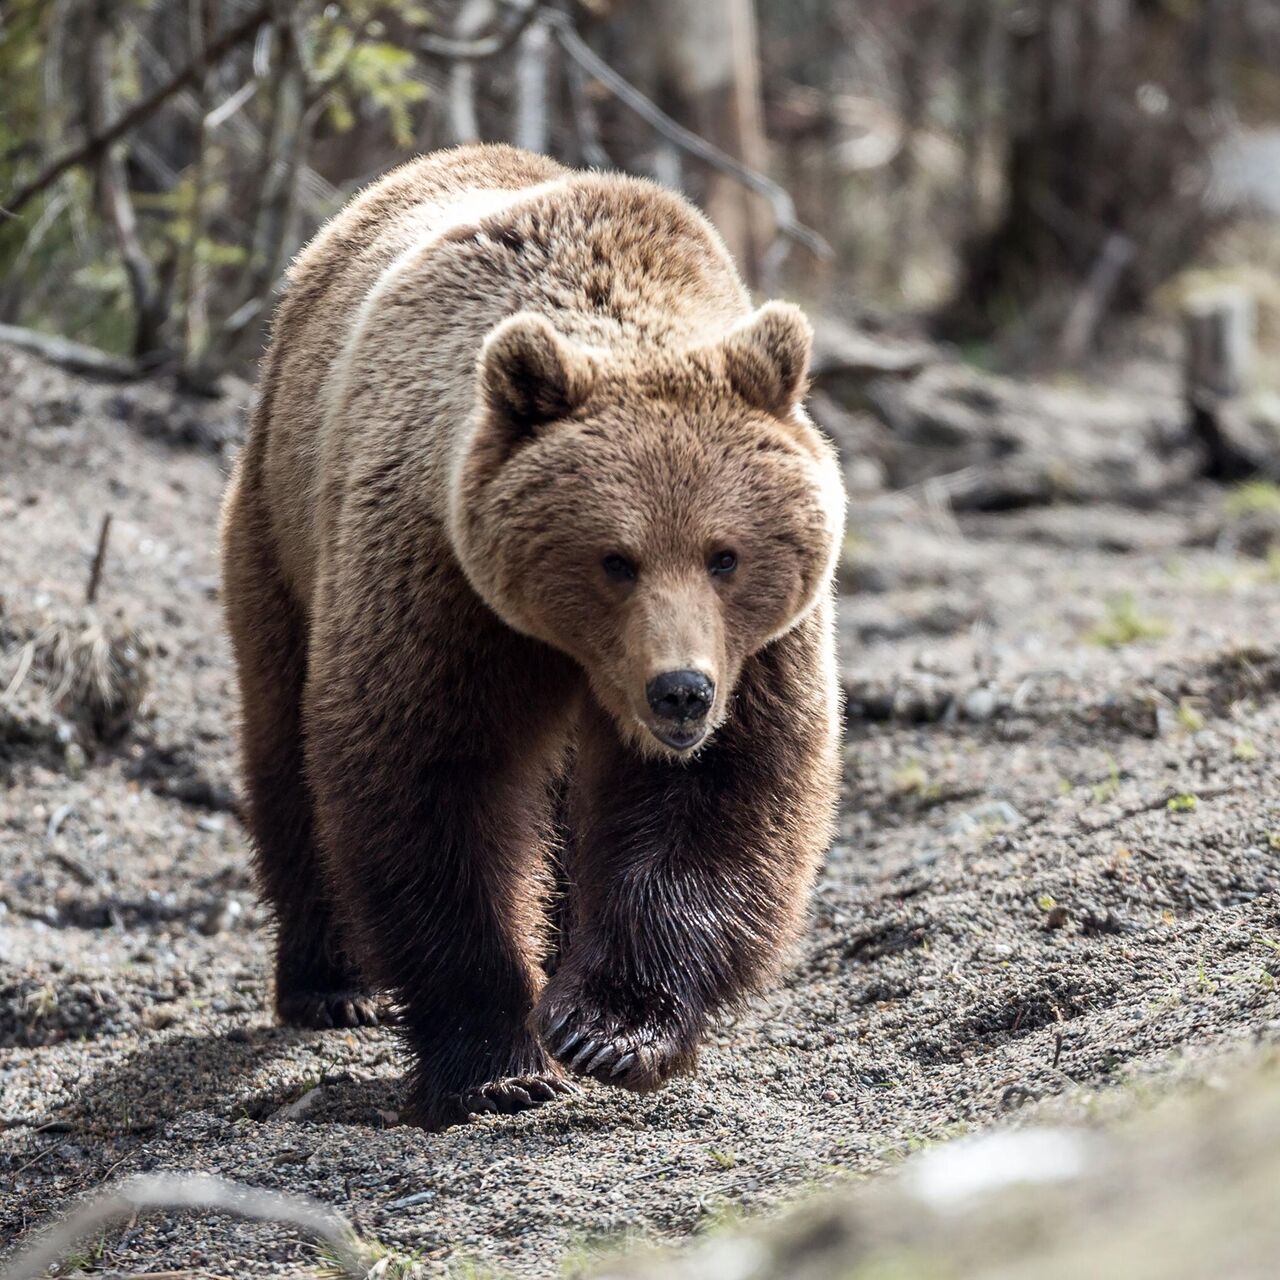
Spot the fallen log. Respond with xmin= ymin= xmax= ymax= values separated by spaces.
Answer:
xmin=0 ymin=325 xmax=142 ymax=381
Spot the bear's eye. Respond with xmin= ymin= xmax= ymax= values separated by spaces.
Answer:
xmin=602 ymin=553 xmax=637 ymax=583
xmin=708 ymin=549 xmax=738 ymax=577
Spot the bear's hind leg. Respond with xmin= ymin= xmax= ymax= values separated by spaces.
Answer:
xmin=222 ymin=480 xmax=377 ymax=1029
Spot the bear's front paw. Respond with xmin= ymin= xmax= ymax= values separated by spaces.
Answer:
xmin=534 ymin=1002 xmax=698 ymax=1092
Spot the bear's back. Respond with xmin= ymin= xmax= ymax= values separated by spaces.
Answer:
xmin=250 ymin=146 xmax=751 ymax=606
xmin=254 ymin=146 xmax=569 ymax=598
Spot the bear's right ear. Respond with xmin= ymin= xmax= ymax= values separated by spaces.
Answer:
xmin=478 ymin=313 xmax=596 ymax=444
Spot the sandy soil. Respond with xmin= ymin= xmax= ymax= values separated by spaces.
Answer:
xmin=2 ymin=344 xmax=1278 ymax=1277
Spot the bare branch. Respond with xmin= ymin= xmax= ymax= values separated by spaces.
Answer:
xmin=542 ymin=10 xmax=831 ymax=266
xmin=566 ymin=52 xmax=611 ymax=170
xmin=4 ymin=1 xmax=273 ymax=216
xmin=1057 ymin=232 xmax=1135 ymax=364
xmin=205 ymin=76 xmax=259 ymax=129
xmin=0 ymin=1174 xmax=372 ymax=1280
xmin=0 ymin=189 xmax=71 ymax=322
xmin=419 ymin=0 xmax=539 ymax=61
xmin=207 ymin=9 xmax=377 ymax=373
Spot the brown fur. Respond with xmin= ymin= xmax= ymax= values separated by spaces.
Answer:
xmin=220 ymin=144 xmax=845 ymax=1127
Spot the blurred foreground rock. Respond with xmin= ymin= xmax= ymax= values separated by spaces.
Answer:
xmin=593 ymin=1057 xmax=1280 ymax=1280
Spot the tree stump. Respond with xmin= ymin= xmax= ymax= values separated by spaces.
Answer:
xmin=1183 ymin=288 xmax=1257 ymax=481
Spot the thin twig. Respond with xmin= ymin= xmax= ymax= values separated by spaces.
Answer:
xmin=0 ymin=188 xmax=70 ymax=320
xmin=0 ymin=1175 xmax=371 ymax=1280
xmin=48 ymin=848 xmax=98 ymax=888
xmin=1057 ymin=232 xmax=1135 ymax=364
xmin=204 ymin=76 xmax=258 ymax=129
xmin=211 ymin=10 xmax=379 ymax=371
xmin=86 ymin=513 xmax=113 ymax=606
xmin=1 ymin=640 xmax=36 ymax=706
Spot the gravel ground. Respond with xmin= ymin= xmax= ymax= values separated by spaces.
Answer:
xmin=2 ymin=344 xmax=1279 ymax=1277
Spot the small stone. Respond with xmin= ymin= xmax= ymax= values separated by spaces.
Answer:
xmin=973 ymin=800 xmax=1025 ymax=828
xmin=821 ymin=1089 xmax=838 ymax=1104
xmin=891 ymin=676 xmax=951 ymax=723
xmin=63 ymin=741 xmax=87 ymax=779
xmin=143 ymin=1005 xmax=179 ymax=1030
xmin=199 ymin=897 xmax=242 ymax=936
xmin=846 ymin=457 xmax=886 ymax=493
xmin=946 ymin=800 xmax=1024 ymax=835
xmin=960 ymin=685 xmax=998 ymax=722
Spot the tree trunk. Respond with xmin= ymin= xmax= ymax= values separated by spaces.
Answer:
xmin=888 ymin=1 xmax=947 ymax=291
xmin=940 ymin=0 xmax=1221 ymax=347
xmin=513 ymin=12 xmax=553 ymax=155
xmin=86 ymin=0 xmax=168 ymax=362
xmin=650 ymin=0 xmax=772 ymax=286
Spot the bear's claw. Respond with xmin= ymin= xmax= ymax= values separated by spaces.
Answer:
xmin=278 ymin=989 xmax=382 ymax=1029
xmin=544 ymin=1009 xmax=573 ymax=1040
xmin=450 ymin=1074 xmax=574 ymax=1119
xmin=583 ymin=1043 xmax=616 ymax=1074
xmin=538 ymin=1003 xmax=694 ymax=1091
xmin=570 ymin=1038 xmax=603 ymax=1070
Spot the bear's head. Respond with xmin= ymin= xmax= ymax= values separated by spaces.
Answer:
xmin=449 ymin=302 xmax=845 ymax=759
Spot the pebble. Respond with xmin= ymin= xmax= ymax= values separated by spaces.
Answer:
xmin=960 ymin=686 xmax=999 ymax=722
xmin=945 ymin=801 xmax=1025 ymax=835
xmin=199 ymin=897 xmax=243 ymax=936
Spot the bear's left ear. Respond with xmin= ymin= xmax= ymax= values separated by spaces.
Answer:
xmin=479 ymin=312 xmax=596 ymax=442
xmin=721 ymin=301 xmax=813 ymax=416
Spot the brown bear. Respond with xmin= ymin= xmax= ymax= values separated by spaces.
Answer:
xmin=220 ymin=144 xmax=844 ymax=1128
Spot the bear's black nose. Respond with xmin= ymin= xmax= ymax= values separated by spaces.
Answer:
xmin=646 ymin=670 xmax=714 ymax=723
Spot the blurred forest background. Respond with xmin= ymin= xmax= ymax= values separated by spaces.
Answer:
xmin=6 ymin=6 xmax=1280 ymax=1276
xmin=4 ymin=0 xmax=1280 ymax=395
